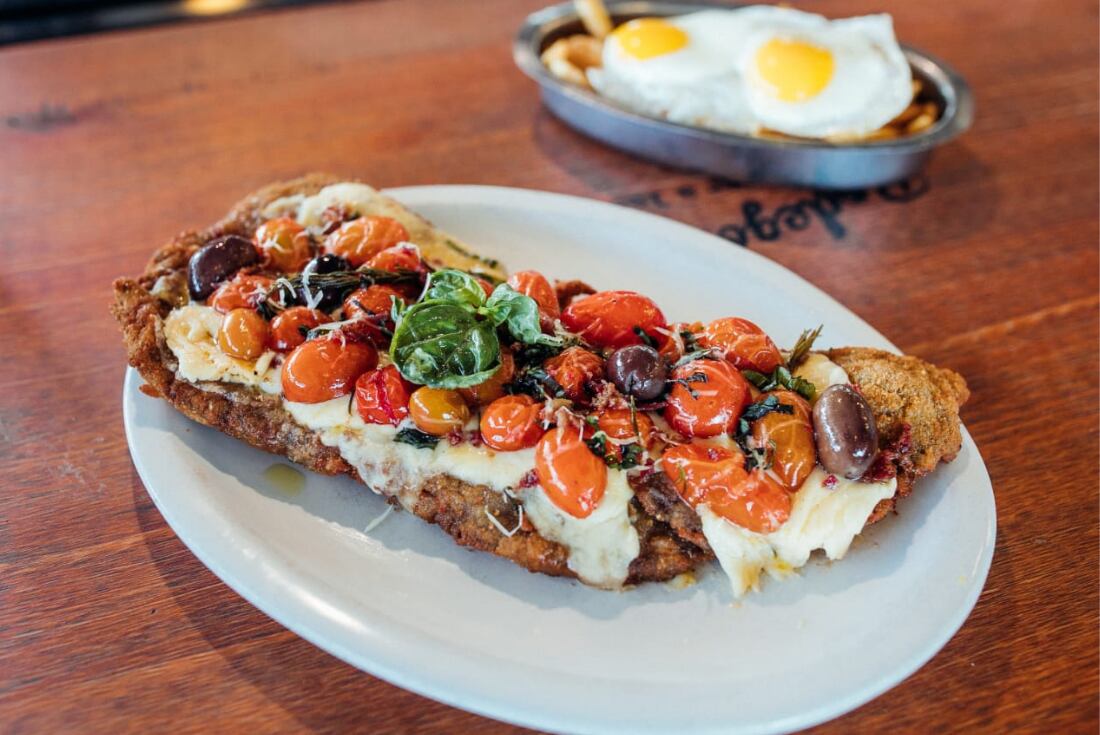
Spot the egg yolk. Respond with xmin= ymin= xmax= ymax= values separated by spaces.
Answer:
xmin=754 ymin=37 xmax=835 ymax=102
xmin=611 ymin=18 xmax=689 ymax=60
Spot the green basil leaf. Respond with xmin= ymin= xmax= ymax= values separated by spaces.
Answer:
xmin=390 ymin=301 xmax=501 ymax=388
xmin=422 ymin=269 xmax=486 ymax=309
xmin=394 ymin=427 xmax=440 ymax=449
xmin=482 ymin=284 xmax=562 ymax=347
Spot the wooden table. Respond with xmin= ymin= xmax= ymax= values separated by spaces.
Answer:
xmin=2 ymin=0 xmax=1097 ymax=731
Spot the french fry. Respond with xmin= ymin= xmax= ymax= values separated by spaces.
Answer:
xmin=905 ymin=104 xmax=938 ymax=135
xmin=575 ymin=0 xmax=613 ymax=39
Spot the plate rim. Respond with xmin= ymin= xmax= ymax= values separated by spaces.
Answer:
xmin=122 ymin=184 xmax=996 ymax=735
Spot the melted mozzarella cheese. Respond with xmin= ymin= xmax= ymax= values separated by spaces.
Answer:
xmin=521 ymin=472 xmax=640 ymax=589
xmin=164 ymin=305 xmax=281 ymax=393
xmin=793 ymin=352 xmax=850 ymax=401
xmin=700 ymin=469 xmax=896 ymax=597
xmin=283 ymin=397 xmax=640 ymax=588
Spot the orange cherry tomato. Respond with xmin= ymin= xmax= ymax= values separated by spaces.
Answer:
xmin=480 ymin=394 xmax=544 ymax=451
xmin=596 ymin=408 xmax=656 ymax=461
xmin=707 ymin=469 xmax=792 ymax=534
xmin=751 ymin=390 xmax=816 ymax=490
xmin=560 ymin=290 xmax=667 ymax=348
xmin=268 ymin=306 xmax=327 ymax=352
xmin=409 ymin=387 xmax=471 ymax=436
xmin=664 ymin=359 xmax=751 ymax=438
xmin=366 ymin=244 xmax=422 ymax=273
xmin=207 ymin=274 xmax=274 ymax=313
xmin=343 ymin=284 xmax=404 ymax=320
xmin=458 ymin=349 xmax=515 ymax=406
xmin=534 ymin=422 xmax=607 ymax=519
xmin=355 ymin=365 xmax=414 ymax=426
xmin=255 ymin=217 xmax=312 ymax=273
xmin=700 ymin=317 xmax=783 ymax=372
xmin=662 ymin=442 xmax=748 ymax=507
xmin=281 ymin=336 xmax=378 ymax=403
xmin=323 ymin=216 xmax=410 ymax=267
xmin=217 ymin=308 xmax=270 ymax=360
xmin=507 ymin=270 xmax=560 ymax=318
xmin=544 ymin=347 xmax=605 ymax=402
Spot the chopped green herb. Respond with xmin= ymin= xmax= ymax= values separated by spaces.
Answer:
xmin=394 ymin=427 xmax=440 ymax=449
xmin=633 ymin=326 xmax=657 ymax=348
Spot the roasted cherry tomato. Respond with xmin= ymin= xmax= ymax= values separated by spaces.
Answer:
xmin=534 ymin=422 xmax=607 ymax=519
xmin=254 ymin=217 xmax=312 ymax=273
xmin=657 ymin=321 xmax=704 ymax=362
xmin=409 ymin=387 xmax=470 ymax=436
xmin=268 ymin=306 xmax=327 ymax=352
xmin=355 ymin=365 xmax=414 ymax=426
xmin=366 ymin=244 xmax=422 ymax=273
xmin=507 ymin=270 xmax=560 ymax=318
xmin=217 ymin=308 xmax=270 ymax=360
xmin=664 ymin=359 xmax=751 ymax=437
xmin=752 ymin=390 xmax=816 ymax=490
xmin=707 ymin=469 xmax=792 ymax=534
xmin=475 ymin=277 xmax=495 ymax=298
xmin=544 ymin=347 xmax=604 ymax=402
xmin=595 ymin=407 xmax=656 ymax=462
xmin=662 ymin=442 xmax=748 ymax=508
xmin=323 ymin=216 xmax=410 ymax=267
xmin=700 ymin=317 xmax=783 ymax=372
xmin=560 ymin=290 xmax=667 ymax=349
xmin=458 ymin=349 xmax=515 ymax=406
xmin=281 ymin=336 xmax=378 ymax=403
xmin=480 ymin=394 xmax=544 ymax=451
xmin=207 ymin=274 xmax=274 ymax=313
xmin=343 ymin=284 xmax=404 ymax=320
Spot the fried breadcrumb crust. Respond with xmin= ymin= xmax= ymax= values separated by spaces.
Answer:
xmin=111 ymin=174 xmax=702 ymax=585
xmin=112 ymin=174 xmax=968 ymax=585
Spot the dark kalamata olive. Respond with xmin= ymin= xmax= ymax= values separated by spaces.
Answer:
xmin=812 ymin=384 xmax=879 ymax=479
xmin=606 ymin=344 xmax=668 ymax=402
xmin=298 ymin=254 xmax=352 ymax=311
xmin=188 ymin=235 xmax=259 ymax=300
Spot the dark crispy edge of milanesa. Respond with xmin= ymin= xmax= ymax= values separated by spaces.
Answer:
xmin=633 ymin=348 xmax=971 ymax=554
xmin=110 ymin=173 xmax=708 ymax=586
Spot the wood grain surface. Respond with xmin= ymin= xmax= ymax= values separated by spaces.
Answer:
xmin=1 ymin=0 xmax=1097 ymax=732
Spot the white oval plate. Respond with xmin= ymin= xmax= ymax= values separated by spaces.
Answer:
xmin=123 ymin=186 xmax=995 ymax=735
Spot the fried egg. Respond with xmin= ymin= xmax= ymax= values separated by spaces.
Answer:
xmin=587 ymin=6 xmax=913 ymax=140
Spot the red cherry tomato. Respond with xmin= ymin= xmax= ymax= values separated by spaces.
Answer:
xmin=534 ymin=422 xmax=607 ymax=519
xmin=355 ymin=365 xmax=414 ymax=426
xmin=662 ymin=442 xmax=748 ymax=507
xmin=657 ymin=321 xmax=704 ymax=362
xmin=366 ymin=244 xmax=422 ymax=273
xmin=344 ymin=284 xmax=404 ymax=319
xmin=207 ymin=274 xmax=274 ymax=314
xmin=560 ymin=290 xmax=666 ymax=348
xmin=255 ymin=217 xmax=312 ymax=273
xmin=595 ymin=408 xmax=656 ymax=462
xmin=269 ymin=306 xmax=327 ymax=352
xmin=507 ymin=270 xmax=560 ymax=318
xmin=282 ymin=336 xmax=378 ymax=403
xmin=475 ymin=277 xmax=495 ymax=298
xmin=750 ymin=390 xmax=816 ymax=490
xmin=543 ymin=347 xmax=605 ymax=402
xmin=323 ymin=216 xmax=410 ymax=267
xmin=707 ymin=469 xmax=792 ymax=534
xmin=700 ymin=317 xmax=783 ymax=372
xmin=480 ymin=394 xmax=544 ymax=451
xmin=664 ymin=359 xmax=751 ymax=438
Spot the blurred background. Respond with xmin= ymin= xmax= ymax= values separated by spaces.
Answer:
xmin=0 ymin=0 xmax=322 ymax=43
